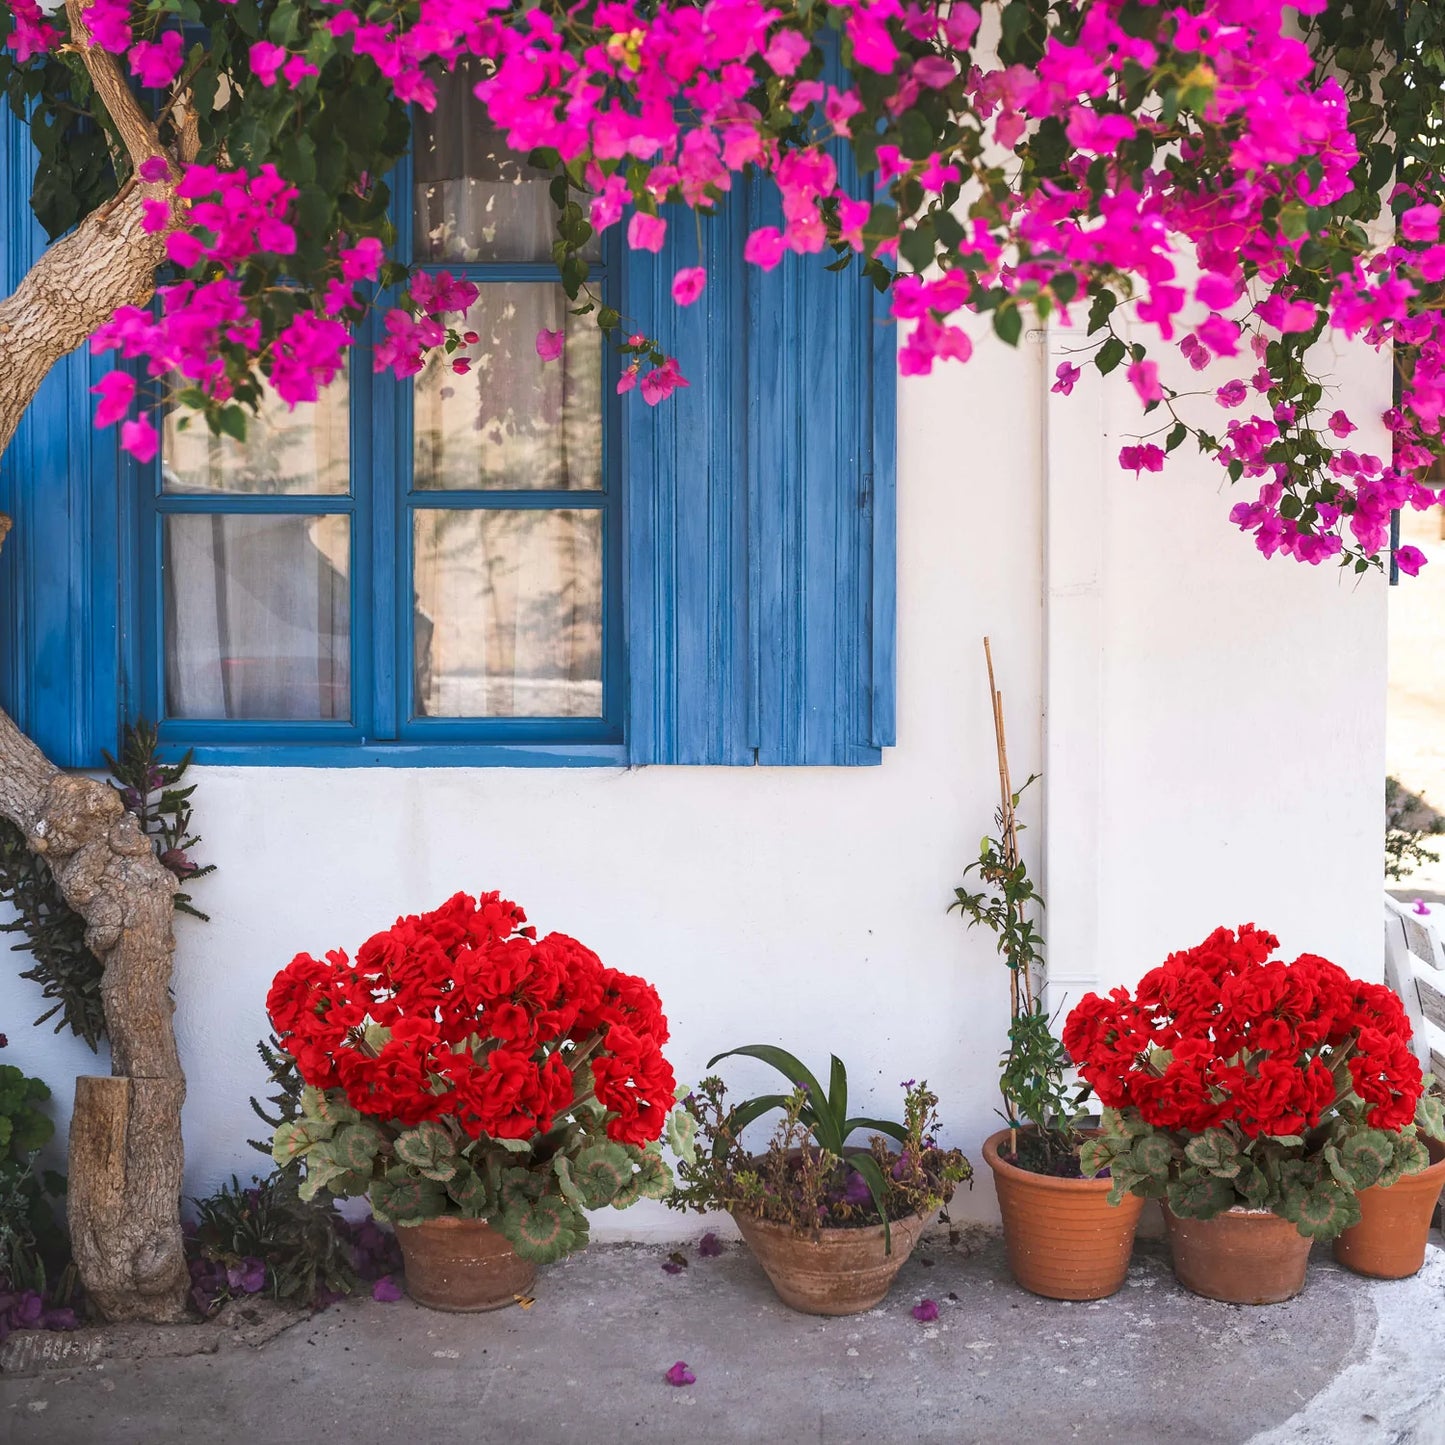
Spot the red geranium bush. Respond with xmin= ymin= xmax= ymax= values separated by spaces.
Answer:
xmin=265 ymin=890 xmax=690 ymax=1264
xmin=1065 ymin=925 xmax=1441 ymax=1239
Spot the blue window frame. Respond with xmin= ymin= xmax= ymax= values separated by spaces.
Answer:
xmin=1 ymin=99 xmax=895 ymax=771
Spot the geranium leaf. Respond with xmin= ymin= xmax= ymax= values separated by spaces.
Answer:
xmin=394 ymin=1120 xmax=459 ymax=1180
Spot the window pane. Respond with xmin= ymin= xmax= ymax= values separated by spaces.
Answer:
xmin=413 ymin=508 xmax=603 ymax=718
xmin=413 ymin=286 xmax=602 ymax=492
xmin=164 ymin=514 xmax=350 ymax=720
xmin=162 ymin=376 xmax=350 ymax=496
xmin=413 ymin=63 xmax=598 ymax=263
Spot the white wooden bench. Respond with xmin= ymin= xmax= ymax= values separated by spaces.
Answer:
xmin=1384 ymin=895 xmax=1445 ymax=1081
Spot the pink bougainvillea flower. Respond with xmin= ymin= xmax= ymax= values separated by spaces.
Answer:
xmin=671 ymin=267 xmax=707 ymax=306
xmin=1119 ymin=444 xmax=1165 ymax=475
xmin=90 ymin=370 xmax=135 ymax=429
xmin=120 ymin=417 xmax=159 ymax=463
xmin=664 ymin=1361 xmax=696 ymax=1386
xmin=129 ymin=30 xmax=184 ymax=89
xmin=535 ymin=328 xmax=565 ymax=362
xmin=697 ymin=1232 xmax=723 ymax=1257
xmin=641 ymin=357 xmax=689 ymax=405
xmin=1412 ymin=898 xmax=1432 ymax=916
xmin=1327 ymin=410 xmax=1357 ymax=438
xmin=1401 ymin=205 xmax=1441 ymax=243
xmin=627 ymin=212 xmax=667 ymax=253
xmin=617 ymin=363 xmax=639 ymax=395
xmin=138 ymin=156 xmax=171 ymax=184
xmin=1217 ymin=380 xmax=1249 ymax=408
xmin=140 ymin=198 xmax=170 ymax=234
xmin=1052 ymin=362 xmax=1080 ymax=396
xmin=248 ymin=40 xmax=286 ymax=86
xmin=743 ymin=226 xmax=786 ymax=270
xmin=912 ymin=1299 xmax=939 ymax=1322
xmin=1126 ymin=359 xmax=1162 ymax=405
xmin=1395 ymin=545 xmax=1427 ymax=577
xmin=372 ymin=1275 xmax=403 ymax=1302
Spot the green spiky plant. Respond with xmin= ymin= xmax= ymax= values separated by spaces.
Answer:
xmin=666 ymin=1046 xmax=971 ymax=1254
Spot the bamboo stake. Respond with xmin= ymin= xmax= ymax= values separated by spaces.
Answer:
xmin=983 ymin=638 xmax=1036 ymax=1157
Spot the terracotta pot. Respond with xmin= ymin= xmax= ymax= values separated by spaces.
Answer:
xmin=1163 ymin=1205 xmax=1311 ymax=1304
xmin=394 ymin=1216 xmax=536 ymax=1312
xmin=1332 ymin=1137 xmax=1445 ymax=1280
xmin=983 ymin=1128 xmax=1145 ymax=1301
xmin=731 ymin=1208 xmax=928 ymax=1316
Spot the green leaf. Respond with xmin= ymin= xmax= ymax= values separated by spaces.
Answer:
xmin=445 ymin=1163 xmax=493 ymax=1217
xmin=1339 ymin=1129 xmax=1395 ymax=1190
xmin=1130 ymin=1134 xmax=1174 ymax=1181
xmin=566 ymin=1142 xmax=634 ymax=1209
xmin=993 ymin=306 xmax=1023 ymax=347
xmin=841 ymin=1115 xmax=909 ymax=1146
xmin=1183 ymin=1130 xmax=1240 ymax=1178
xmin=847 ymin=1151 xmax=896 ymax=1254
xmin=370 ymin=1169 xmax=446 ymax=1226
xmin=611 ymin=1150 xmax=673 ymax=1209
xmin=328 ymin=1121 xmax=387 ymax=1176
xmin=664 ymin=1107 xmax=698 ymax=1165
xmin=1095 ymin=336 xmax=1126 ymax=375
xmin=394 ymin=1120 xmax=459 ymax=1181
xmin=1278 ymin=1180 xmax=1359 ymax=1240
xmin=499 ymin=1195 xmax=588 ymax=1264
xmin=272 ymin=1118 xmax=330 ymax=1167
xmin=828 ymin=1056 xmax=848 ymax=1128
xmin=1166 ymin=1173 xmax=1235 ymax=1219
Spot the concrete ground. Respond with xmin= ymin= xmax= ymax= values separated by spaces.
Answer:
xmin=2 ymin=1229 xmax=1443 ymax=1445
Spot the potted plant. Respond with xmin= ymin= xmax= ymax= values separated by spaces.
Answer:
xmin=1332 ymin=1075 xmax=1445 ymax=1279
xmin=951 ymin=640 xmax=1145 ymax=1301
xmin=667 ymin=1046 xmax=971 ymax=1315
xmin=264 ymin=889 xmax=683 ymax=1310
xmin=1066 ymin=924 xmax=1429 ymax=1304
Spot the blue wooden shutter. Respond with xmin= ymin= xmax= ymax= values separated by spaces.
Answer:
xmin=626 ymin=182 xmax=896 ymax=767
xmin=0 ymin=108 xmax=121 ymax=768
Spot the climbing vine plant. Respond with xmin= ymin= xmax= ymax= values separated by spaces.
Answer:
xmin=3 ymin=0 xmax=1445 ymax=573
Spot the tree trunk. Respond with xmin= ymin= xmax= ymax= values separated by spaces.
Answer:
xmin=0 ymin=0 xmax=194 ymax=1322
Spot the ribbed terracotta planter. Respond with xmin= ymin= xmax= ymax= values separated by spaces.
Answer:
xmin=732 ymin=1209 xmax=928 ymax=1316
xmin=1332 ymin=1138 xmax=1445 ymax=1280
xmin=983 ymin=1128 xmax=1145 ymax=1300
xmin=1163 ymin=1205 xmax=1311 ymax=1304
xmin=394 ymin=1216 xmax=536 ymax=1311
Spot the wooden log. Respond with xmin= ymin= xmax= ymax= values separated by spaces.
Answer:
xmin=67 ymin=1076 xmax=189 ymax=1323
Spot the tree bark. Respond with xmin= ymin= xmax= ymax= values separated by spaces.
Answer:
xmin=0 ymin=0 xmax=193 ymax=1322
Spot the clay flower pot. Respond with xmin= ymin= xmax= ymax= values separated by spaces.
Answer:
xmin=1332 ymin=1137 xmax=1445 ymax=1280
xmin=394 ymin=1216 xmax=535 ymax=1311
xmin=731 ymin=1209 xmax=928 ymax=1316
xmin=983 ymin=1128 xmax=1145 ymax=1300
xmin=1163 ymin=1205 xmax=1311 ymax=1304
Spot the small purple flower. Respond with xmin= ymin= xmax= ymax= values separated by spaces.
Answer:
xmin=842 ymin=1169 xmax=872 ymax=1206
xmin=664 ymin=1361 xmax=696 ymax=1387
xmin=890 ymin=1151 xmax=914 ymax=1181
xmin=912 ymin=1299 xmax=939 ymax=1323
xmin=697 ymin=1232 xmax=723 ymax=1258
xmin=228 ymin=1258 xmax=266 ymax=1294
xmin=662 ymin=1260 xmax=685 ymax=1275
xmin=372 ymin=1275 xmax=404 ymax=1303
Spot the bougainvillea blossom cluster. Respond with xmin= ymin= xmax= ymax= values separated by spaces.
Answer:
xmin=1063 ymin=924 xmax=1424 ymax=1139
xmin=6 ymin=0 xmax=1445 ymax=574
xmin=266 ymin=889 xmax=676 ymax=1148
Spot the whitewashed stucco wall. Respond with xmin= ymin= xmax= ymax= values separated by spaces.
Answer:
xmin=0 ymin=323 xmax=1389 ymax=1234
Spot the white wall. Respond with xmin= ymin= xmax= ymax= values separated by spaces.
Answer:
xmin=0 ymin=323 xmax=1388 ymax=1235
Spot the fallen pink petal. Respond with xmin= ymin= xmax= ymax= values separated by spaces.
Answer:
xmin=1413 ymin=899 xmax=1432 ymax=916
xmin=698 ymin=1232 xmax=723 ymax=1257
xmin=371 ymin=1275 xmax=404 ymax=1303
xmin=664 ymin=1361 xmax=696 ymax=1386
xmin=912 ymin=1299 xmax=939 ymax=1322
